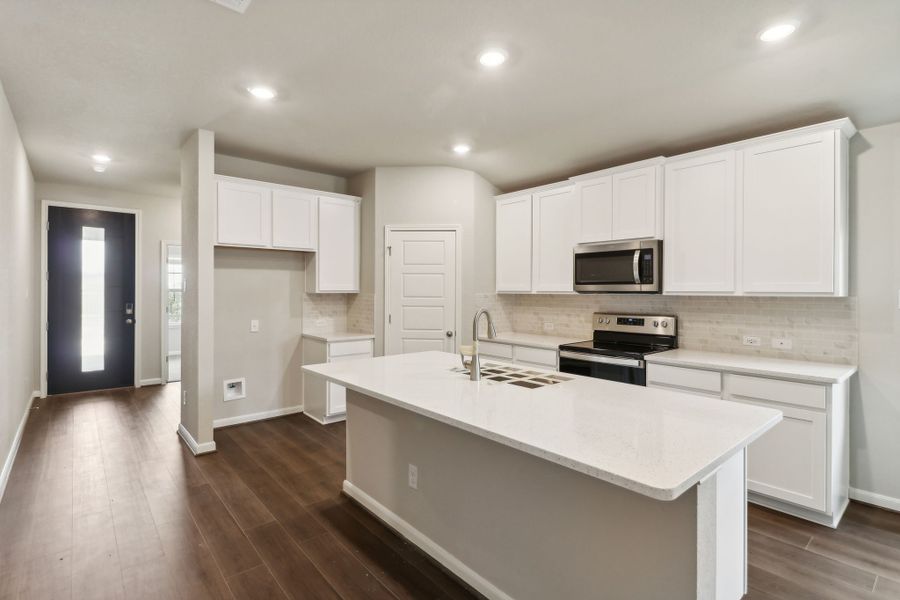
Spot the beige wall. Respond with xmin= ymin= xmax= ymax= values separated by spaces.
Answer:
xmin=214 ymin=154 xmax=347 ymax=194
xmin=0 ymin=80 xmax=36 ymax=496
xmin=849 ymin=121 xmax=900 ymax=500
xmin=34 ymin=182 xmax=180 ymax=383
xmin=213 ymin=248 xmax=305 ymax=422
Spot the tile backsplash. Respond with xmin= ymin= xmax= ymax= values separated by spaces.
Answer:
xmin=302 ymin=293 xmax=349 ymax=334
xmin=477 ymin=293 xmax=858 ymax=364
xmin=348 ymin=293 xmax=375 ymax=334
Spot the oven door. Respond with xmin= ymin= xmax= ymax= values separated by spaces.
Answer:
xmin=558 ymin=351 xmax=647 ymax=385
xmin=573 ymin=240 xmax=660 ymax=293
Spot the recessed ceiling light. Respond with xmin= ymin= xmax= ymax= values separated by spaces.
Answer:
xmin=452 ymin=143 xmax=471 ymax=155
xmin=91 ymin=153 xmax=111 ymax=163
xmin=247 ymin=85 xmax=277 ymax=100
xmin=478 ymin=49 xmax=508 ymax=68
xmin=759 ymin=23 xmax=796 ymax=42
xmin=92 ymin=164 xmax=107 ymax=173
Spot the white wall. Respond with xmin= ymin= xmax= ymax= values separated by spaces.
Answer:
xmin=0 ymin=80 xmax=36 ymax=499
xmin=34 ymin=182 xmax=180 ymax=384
xmin=215 ymin=154 xmax=347 ymax=194
xmin=849 ymin=121 xmax=900 ymax=503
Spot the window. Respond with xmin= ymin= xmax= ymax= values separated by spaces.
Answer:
xmin=81 ymin=227 xmax=105 ymax=372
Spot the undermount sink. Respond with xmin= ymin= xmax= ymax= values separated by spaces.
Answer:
xmin=449 ymin=362 xmax=572 ymax=389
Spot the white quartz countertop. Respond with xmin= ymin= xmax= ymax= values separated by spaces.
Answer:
xmin=301 ymin=332 xmax=375 ymax=343
xmin=645 ymin=349 xmax=857 ymax=384
xmin=478 ymin=331 xmax=585 ymax=350
xmin=303 ymin=351 xmax=781 ymax=501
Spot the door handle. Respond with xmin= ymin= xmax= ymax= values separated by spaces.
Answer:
xmin=126 ymin=318 xmax=134 ymax=325
xmin=125 ymin=302 xmax=134 ymax=315
xmin=446 ymin=331 xmax=454 ymax=338
xmin=632 ymin=250 xmax=641 ymax=284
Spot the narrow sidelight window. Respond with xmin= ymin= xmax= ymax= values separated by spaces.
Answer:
xmin=81 ymin=226 xmax=105 ymax=372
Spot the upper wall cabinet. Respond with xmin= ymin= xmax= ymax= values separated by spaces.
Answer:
xmin=495 ymin=183 xmax=579 ymax=294
xmin=663 ymin=119 xmax=854 ymax=297
xmin=271 ymin=189 xmax=317 ymax=251
xmin=307 ymin=196 xmax=360 ymax=293
xmin=664 ymin=150 xmax=737 ymax=293
xmin=496 ymin=193 xmax=533 ymax=292
xmin=217 ymin=180 xmax=272 ymax=247
xmin=573 ymin=158 xmax=664 ymax=244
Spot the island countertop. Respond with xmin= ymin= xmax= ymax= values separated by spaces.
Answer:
xmin=302 ymin=351 xmax=781 ymax=501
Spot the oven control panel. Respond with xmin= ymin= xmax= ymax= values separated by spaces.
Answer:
xmin=592 ymin=313 xmax=677 ymax=336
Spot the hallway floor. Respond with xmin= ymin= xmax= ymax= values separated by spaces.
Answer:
xmin=1 ymin=384 xmax=899 ymax=599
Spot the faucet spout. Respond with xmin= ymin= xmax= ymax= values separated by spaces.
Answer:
xmin=470 ymin=308 xmax=497 ymax=381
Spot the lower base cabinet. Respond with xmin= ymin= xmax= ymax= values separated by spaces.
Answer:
xmin=302 ymin=336 xmax=374 ymax=424
xmin=647 ymin=363 xmax=849 ymax=527
xmin=478 ymin=340 xmax=558 ymax=370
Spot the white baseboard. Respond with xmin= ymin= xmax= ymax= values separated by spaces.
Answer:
xmin=177 ymin=423 xmax=217 ymax=455
xmin=0 ymin=394 xmax=36 ymax=504
xmin=139 ymin=378 xmax=163 ymax=387
xmin=850 ymin=487 xmax=900 ymax=513
xmin=213 ymin=405 xmax=304 ymax=429
xmin=303 ymin=411 xmax=345 ymax=426
xmin=342 ymin=480 xmax=513 ymax=600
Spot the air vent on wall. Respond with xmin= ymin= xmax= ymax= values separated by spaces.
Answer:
xmin=209 ymin=0 xmax=253 ymax=14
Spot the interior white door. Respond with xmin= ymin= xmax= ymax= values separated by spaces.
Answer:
xmin=386 ymin=230 xmax=457 ymax=355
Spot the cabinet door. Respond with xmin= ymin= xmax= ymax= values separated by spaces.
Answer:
xmin=533 ymin=186 xmax=579 ymax=293
xmin=272 ymin=189 xmax=317 ymax=251
xmin=315 ymin=196 xmax=360 ymax=292
xmin=611 ymin=166 xmax=658 ymax=240
xmin=741 ymin=132 xmax=836 ymax=294
xmin=731 ymin=397 xmax=827 ymax=512
xmin=664 ymin=151 xmax=736 ymax=293
xmin=217 ymin=181 xmax=271 ymax=247
xmin=577 ymin=176 xmax=613 ymax=243
xmin=496 ymin=194 xmax=533 ymax=292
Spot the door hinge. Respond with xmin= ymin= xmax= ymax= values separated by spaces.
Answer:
xmin=387 ymin=245 xmax=392 ymax=256
xmin=388 ymin=314 xmax=392 ymax=325
xmin=46 ymin=221 xmax=50 ymax=231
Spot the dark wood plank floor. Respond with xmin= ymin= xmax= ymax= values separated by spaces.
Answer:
xmin=1 ymin=384 xmax=898 ymax=599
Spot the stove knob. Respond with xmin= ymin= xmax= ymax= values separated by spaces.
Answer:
xmin=605 ymin=318 xmax=611 ymax=324
xmin=662 ymin=320 xmax=669 ymax=328
xmin=653 ymin=320 xmax=659 ymax=327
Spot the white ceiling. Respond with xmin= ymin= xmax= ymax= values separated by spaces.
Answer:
xmin=1 ymin=0 xmax=899 ymax=196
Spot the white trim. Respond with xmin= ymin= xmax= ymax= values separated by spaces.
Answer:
xmin=213 ymin=405 xmax=305 ymax=429
xmin=343 ymin=480 xmax=513 ymax=600
xmin=139 ymin=378 xmax=163 ymax=387
xmin=40 ymin=200 xmax=143 ymax=397
xmin=383 ymin=225 xmax=463 ymax=356
xmin=748 ymin=493 xmax=849 ymax=528
xmin=160 ymin=239 xmax=181 ymax=383
xmin=0 ymin=394 xmax=36 ymax=504
xmin=850 ymin=487 xmax=900 ymax=513
xmin=177 ymin=423 xmax=217 ymax=455
xmin=303 ymin=411 xmax=346 ymax=425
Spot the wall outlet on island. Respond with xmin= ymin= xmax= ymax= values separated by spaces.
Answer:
xmin=742 ymin=335 xmax=762 ymax=347
xmin=772 ymin=338 xmax=793 ymax=350
xmin=542 ymin=322 xmax=554 ymax=332
xmin=408 ymin=464 xmax=418 ymax=490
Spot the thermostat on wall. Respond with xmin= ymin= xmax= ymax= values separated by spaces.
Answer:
xmin=223 ymin=377 xmax=246 ymax=401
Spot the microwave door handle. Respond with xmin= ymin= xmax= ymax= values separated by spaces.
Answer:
xmin=632 ymin=250 xmax=641 ymax=284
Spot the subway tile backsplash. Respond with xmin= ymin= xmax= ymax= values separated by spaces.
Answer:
xmin=476 ymin=293 xmax=858 ymax=364
xmin=302 ymin=293 xmax=349 ymax=334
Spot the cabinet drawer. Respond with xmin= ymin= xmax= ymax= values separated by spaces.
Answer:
xmin=328 ymin=339 xmax=373 ymax=358
xmin=478 ymin=341 xmax=513 ymax=359
xmin=727 ymin=374 xmax=826 ymax=410
xmin=647 ymin=363 xmax=722 ymax=395
xmin=514 ymin=346 xmax=557 ymax=367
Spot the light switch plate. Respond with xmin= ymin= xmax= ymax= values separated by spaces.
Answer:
xmin=250 ymin=319 xmax=259 ymax=333
xmin=742 ymin=335 xmax=761 ymax=347
xmin=408 ymin=464 xmax=418 ymax=490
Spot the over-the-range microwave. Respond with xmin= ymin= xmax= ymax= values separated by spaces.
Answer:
xmin=573 ymin=240 xmax=661 ymax=293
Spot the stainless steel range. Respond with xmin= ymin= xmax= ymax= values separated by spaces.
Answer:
xmin=558 ymin=313 xmax=677 ymax=385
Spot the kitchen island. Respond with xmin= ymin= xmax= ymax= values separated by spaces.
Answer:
xmin=303 ymin=351 xmax=781 ymax=600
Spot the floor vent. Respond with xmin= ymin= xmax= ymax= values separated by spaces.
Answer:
xmin=208 ymin=0 xmax=253 ymax=14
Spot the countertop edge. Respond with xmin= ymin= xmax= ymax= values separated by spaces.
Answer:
xmin=645 ymin=353 xmax=858 ymax=384
xmin=302 ymin=363 xmax=782 ymax=501
xmin=301 ymin=332 xmax=376 ymax=343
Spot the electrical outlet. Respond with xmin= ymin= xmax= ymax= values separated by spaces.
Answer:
xmin=542 ymin=322 xmax=555 ymax=332
xmin=408 ymin=464 xmax=418 ymax=490
xmin=250 ymin=319 xmax=260 ymax=333
xmin=772 ymin=338 xmax=793 ymax=350
xmin=742 ymin=335 xmax=761 ymax=347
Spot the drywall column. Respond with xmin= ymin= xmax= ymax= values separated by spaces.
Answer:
xmin=179 ymin=129 xmax=216 ymax=453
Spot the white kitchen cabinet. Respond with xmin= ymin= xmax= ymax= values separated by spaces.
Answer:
xmin=663 ymin=151 xmax=736 ymax=294
xmin=573 ymin=158 xmax=664 ymax=244
xmin=216 ymin=180 xmax=271 ymax=247
xmin=302 ymin=336 xmax=374 ymax=423
xmin=741 ymin=131 xmax=845 ymax=295
xmin=477 ymin=340 xmax=558 ymax=370
xmin=271 ymin=189 xmax=317 ymax=251
xmin=495 ymin=193 xmax=533 ymax=292
xmin=306 ymin=196 xmax=360 ymax=293
xmin=532 ymin=185 xmax=579 ymax=293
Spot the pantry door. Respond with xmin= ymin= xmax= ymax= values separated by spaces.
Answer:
xmin=385 ymin=228 xmax=459 ymax=355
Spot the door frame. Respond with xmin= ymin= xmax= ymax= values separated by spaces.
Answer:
xmin=383 ymin=225 xmax=462 ymax=356
xmin=160 ymin=240 xmax=180 ymax=383
xmin=40 ymin=200 xmax=142 ymax=397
